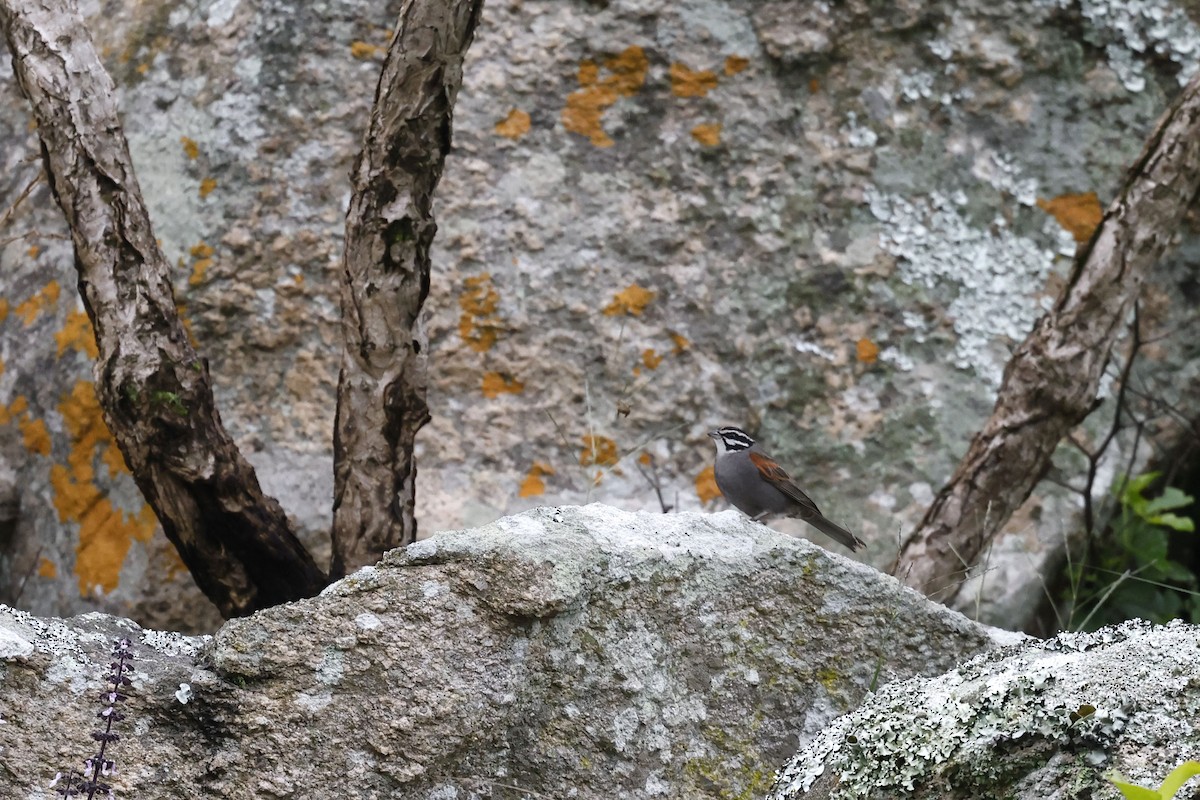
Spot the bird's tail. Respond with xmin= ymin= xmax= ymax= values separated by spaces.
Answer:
xmin=804 ymin=513 xmax=866 ymax=552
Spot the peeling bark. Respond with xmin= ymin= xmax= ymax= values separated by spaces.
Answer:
xmin=0 ymin=0 xmax=326 ymax=617
xmin=331 ymin=0 xmax=485 ymax=577
xmin=896 ymin=73 xmax=1200 ymax=602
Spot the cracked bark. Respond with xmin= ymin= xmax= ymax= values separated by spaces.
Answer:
xmin=0 ymin=0 xmax=327 ymax=617
xmin=895 ymin=72 xmax=1200 ymax=603
xmin=331 ymin=0 xmax=485 ymax=577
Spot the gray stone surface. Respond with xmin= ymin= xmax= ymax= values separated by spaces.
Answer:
xmin=1 ymin=0 xmax=1198 ymax=630
xmin=0 ymin=505 xmax=1012 ymax=799
xmin=770 ymin=618 xmax=1200 ymax=800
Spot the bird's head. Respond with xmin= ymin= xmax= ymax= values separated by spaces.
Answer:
xmin=708 ymin=426 xmax=756 ymax=454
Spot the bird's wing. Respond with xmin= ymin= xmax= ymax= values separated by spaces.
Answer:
xmin=748 ymin=451 xmax=823 ymax=518
xmin=749 ymin=452 xmax=865 ymax=551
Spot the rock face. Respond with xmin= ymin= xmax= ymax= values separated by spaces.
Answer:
xmin=769 ymin=619 xmax=1200 ymax=800
xmin=2 ymin=0 xmax=1199 ymax=632
xmin=0 ymin=506 xmax=1011 ymax=800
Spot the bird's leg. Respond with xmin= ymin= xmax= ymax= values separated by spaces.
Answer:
xmin=751 ymin=512 xmax=770 ymax=523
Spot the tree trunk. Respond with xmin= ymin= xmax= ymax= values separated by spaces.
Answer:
xmin=0 ymin=0 xmax=327 ymax=618
xmin=895 ymin=73 xmax=1200 ymax=602
xmin=331 ymin=0 xmax=485 ymax=578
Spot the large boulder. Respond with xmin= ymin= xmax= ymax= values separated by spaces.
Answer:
xmin=2 ymin=0 xmax=1199 ymax=631
xmin=0 ymin=506 xmax=1013 ymax=799
xmin=770 ymin=618 xmax=1200 ymax=800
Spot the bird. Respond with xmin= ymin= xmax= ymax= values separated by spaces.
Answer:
xmin=708 ymin=426 xmax=865 ymax=551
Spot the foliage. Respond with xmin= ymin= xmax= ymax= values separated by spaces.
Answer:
xmin=1107 ymin=761 xmax=1200 ymax=799
xmin=1065 ymin=472 xmax=1199 ymax=631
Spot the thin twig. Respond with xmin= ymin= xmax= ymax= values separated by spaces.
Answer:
xmin=635 ymin=454 xmax=672 ymax=513
xmin=0 ymin=170 xmax=41 ymax=230
xmin=1076 ymin=568 xmax=1135 ymax=632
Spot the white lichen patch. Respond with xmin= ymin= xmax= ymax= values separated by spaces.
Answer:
xmin=316 ymin=648 xmax=345 ymax=685
xmin=770 ymin=620 xmax=1200 ymax=799
xmin=1035 ymin=0 xmax=1200 ymax=90
xmin=354 ymin=612 xmax=382 ymax=631
xmin=842 ymin=113 xmax=879 ymax=148
xmin=141 ymin=628 xmax=209 ymax=658
xmin=866 ymin=186 xmax=1069 ymax=384
xmin=794 ymin=339 xmax=838 ymax=362
xmin=0 ymin=625 xmax=33 ymax=660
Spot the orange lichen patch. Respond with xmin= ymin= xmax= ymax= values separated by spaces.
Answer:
xmin=27 ymin=245 xmax=39 ymax=258
xmin=519 ymin=462 xmax=556 ymax=498
xmin=350 ymin=40 xmax=386 ymax=59
xmin=56 ymin=309 xmax=99 ymax=358
xmin=2 ymin=395 xmax=29 ymax=424
xmin=495 ymin=109 xmax=532 ymax=140
xmin=641 ymin=348 xmax=663 ymax=370
xmin=856 ymin=337 xmax=879 ymax=364
xmin=180 ymin=136 xmax=200 ymax=160
xmin=37 ymin=557 xmax=57 ymax=578
xmin=481 ymin=371 xmax=525 ymax=398
xmin=0 ymin=299 xmax=8 ymax=323
xmin=638 ymin=451 xmax=653 ymax=466
xmin=669 ymin=331 xmax=690 ymax=353
xmin=670 ymin=62 xmax=719 ymax=98
xmin=177 ymin=303 xmax=199 ymax=348
xmin=603 ymin=284 xmax=655 ymax=317
xmin=808 ymin=78 xmax=820 ymax=94
xmin=101 ymin=442 xmax=127 ymax=479
xmin=458 ymin=273 xmax=503 ymax=352
xmin=562 ymin=45 xmax=649 ymax=147
xmin=50 ymin=380 xmax=157 ymax=596
xmin=20 ymin=415 xmax=50 ymax=456
xmin=580 ymin=434 xmax=619 ymax=467
xmin=695 ymin=465 xmax=721 ymax=504
xmin=189 ymin=242 xmax=215 ymax=286
xmin=199 ymin=177 xmax=217 ymax=199
xmin=724 ymin=55 xmax=750 ymax=76
xmin=691 ymin=122 xmax=721 ymax=146
xmin=1037 ymin=191 xmax=1103 ymax=244
xmin=15 ymin=280 xmax=61 ymax=326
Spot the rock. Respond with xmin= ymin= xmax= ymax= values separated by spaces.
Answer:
xmin=1 ymin=0 xmax=1198 ymax=633
xmin=769 ymin=618 xmax=1200 ymax=800
xmin=0 ymin=506 xmax=1012 ymax=799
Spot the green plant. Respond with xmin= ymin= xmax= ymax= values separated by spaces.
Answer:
xmin=150 ymin=389 xmax=188 ymax=416
xmin=1107 ymin=760 xmax=1200 ymax=799
xmin=1065 ymin=472 xmax=1199 ymax=631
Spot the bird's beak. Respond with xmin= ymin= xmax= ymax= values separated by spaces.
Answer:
xmin=706 ymin=431 xmax=718 ymax=439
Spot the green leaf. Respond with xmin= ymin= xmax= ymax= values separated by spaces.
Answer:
xmin=1118 ymin=472 xmax=1160 ymax=512
xmin=1158 ymin=761 xmax=1200 ymax=798
xmin=1157 ymin=559 xmax=1199 ymax=584
xmin=1127 ymin=527 xmax=1169 ymax=567
xmin=1143 ymin=486 xmax=1195 ymax=517
xmin=1121 ymin=472 xmax=1160 ymax=497
xmin=1145 ymin=512 xmax=1195 ymax=533
xmin=1106 ymin=772 xmax=1161 ymax=800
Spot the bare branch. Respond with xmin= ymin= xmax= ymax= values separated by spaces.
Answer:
xmin=0 ymin=0 xmax=326 ymax=616
xmin=331 ymin=0 xmax=485 ymax=577
xmin=896 ymin=72 xmax=1200 ymax=602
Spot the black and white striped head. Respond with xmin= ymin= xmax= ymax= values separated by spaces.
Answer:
xmin=708 ymin=426 xmax=756 ymax=454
